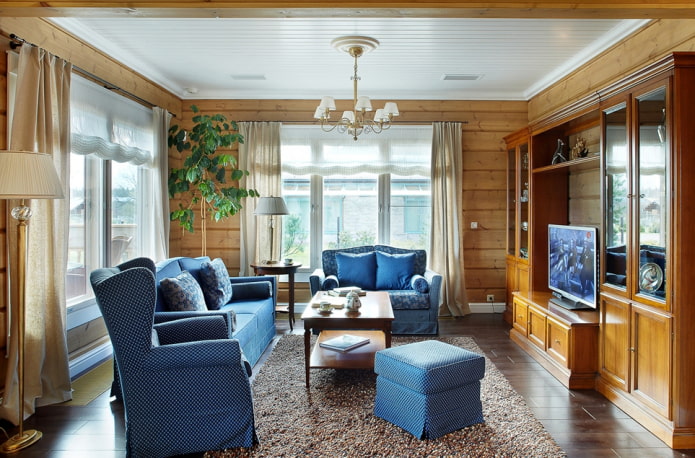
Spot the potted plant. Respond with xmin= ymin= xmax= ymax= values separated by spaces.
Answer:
xmin=168 ymin=105 xmax=258 ymax=254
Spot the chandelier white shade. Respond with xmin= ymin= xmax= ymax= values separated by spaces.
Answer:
xmin=314 ymin=36 xmax=399 ymax=141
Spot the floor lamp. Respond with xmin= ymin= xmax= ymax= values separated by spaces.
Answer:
xmin=254 ymin=196 xmax=289 ymax=264
xmin=0 ymin=151 xmax=64 ymax=453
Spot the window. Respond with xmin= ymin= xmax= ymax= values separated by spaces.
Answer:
xmin=66 ymin=76 xmax=156 ymax=307
xmin=280 ymin=125 xmax=432 ymax=271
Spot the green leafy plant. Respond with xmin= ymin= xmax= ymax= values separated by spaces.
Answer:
xmin=168 ymin=105 xmax=259 ymax=246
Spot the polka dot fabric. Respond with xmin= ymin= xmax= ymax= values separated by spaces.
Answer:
xmin=374 ymin=340 xmax=485 ymax=439
xmin=90 ymin=260 xmax=258 ymax=457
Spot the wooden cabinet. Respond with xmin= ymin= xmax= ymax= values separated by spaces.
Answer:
xmin=512 ymin=296 xmax=528 ymax=335
xmin=506 ymin=52 xmax=695 ymax=449
xmin=510 ymin=292 xmax=598 ymax=389
xmin=594 ymin=53 xmax=695 ymax=448
xmin=504 ymin=129 xmax=530 ymax=323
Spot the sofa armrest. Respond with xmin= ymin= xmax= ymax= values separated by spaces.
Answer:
xmin=229 ymin=275 xmax=277 ymax=312
xmin=309 ymin=269 xmax=325 ymax=296
xmin=424 ymin=269 xmax=443 ymax=309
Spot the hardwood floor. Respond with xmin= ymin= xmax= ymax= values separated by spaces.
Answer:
xmin=5 ymin=313 xmax=695 ymax=457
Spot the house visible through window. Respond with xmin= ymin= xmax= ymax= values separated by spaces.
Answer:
xmin=280 ymin=125 xmax=433 ymax=271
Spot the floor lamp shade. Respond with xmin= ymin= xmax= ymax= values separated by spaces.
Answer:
xmin=0 ymin=151 xmax=64 ymax=199
xmin=0 ymin=150 xmax=63 ymax=453
xmin=254 ymin=196 xmax=289 ymax=264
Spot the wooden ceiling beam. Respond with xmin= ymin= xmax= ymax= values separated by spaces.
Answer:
xmin=0 ymin=2 xmax=694 ymax=20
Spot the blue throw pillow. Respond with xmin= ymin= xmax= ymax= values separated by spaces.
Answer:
xmin=376 ymin=251 xmax=416 ymax=290
xmin=410 ymin=274 xmax=430 ymax=293
xmin=159 ymin=271 xmax=207 ymax=311
xmin=199 ymin=258 xmax=233 ymax=310
xmin=336 ymin=252 xmax=377 ymax=290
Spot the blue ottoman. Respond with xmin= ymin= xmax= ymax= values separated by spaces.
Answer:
xmin=373 ymin=340 xmax=485 ymax=439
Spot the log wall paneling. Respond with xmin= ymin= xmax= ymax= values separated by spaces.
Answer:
xmin=168 ymin=100 xmax=528 ymax=307
xmin=528 ymin=19 xmax=695 ymax=122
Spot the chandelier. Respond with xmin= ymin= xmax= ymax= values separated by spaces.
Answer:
xmin=314 ymin=36 xmax=399 ymax=141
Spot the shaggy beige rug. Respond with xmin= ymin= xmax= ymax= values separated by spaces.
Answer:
xmin=206 ymin=335 xmax=565 ymax=457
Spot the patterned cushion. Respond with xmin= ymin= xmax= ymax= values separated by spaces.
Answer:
xmin=376 ymin=251 xmax=415 ymax=290
xmin=410 ymin=274 xmax=429 ymax=293
xmin=199 ymin=258 xmax=233 ymax=310
xmin=160 ymin=271 xmax=207 ymax=312
xmin=336 ymin=251 xmax=377 ymax=290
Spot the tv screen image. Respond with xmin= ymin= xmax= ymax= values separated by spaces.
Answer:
xmin=548 ymin=224 xmax=598 ymax=310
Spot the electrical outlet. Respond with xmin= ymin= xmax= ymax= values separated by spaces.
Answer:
xmin=486 ymin=294 xmax=494 ymax=302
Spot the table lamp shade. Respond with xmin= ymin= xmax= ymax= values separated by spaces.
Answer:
xmin=254 ymin=196 xmax=288 ymax=216
xmin=0 ymin=151 xmax=64 ymax=199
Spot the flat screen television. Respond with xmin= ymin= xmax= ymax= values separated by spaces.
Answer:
xmin=548 ymin=224 xmax=598 ymax=310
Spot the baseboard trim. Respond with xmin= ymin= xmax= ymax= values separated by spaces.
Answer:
xmin=69 ymin=341 xmax=113 ymax=380
xmin=468 ymin=302 xmax=506 ymax=314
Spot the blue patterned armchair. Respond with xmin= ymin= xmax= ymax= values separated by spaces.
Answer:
xmin=90 ymin=258 xmax=258 ymax=457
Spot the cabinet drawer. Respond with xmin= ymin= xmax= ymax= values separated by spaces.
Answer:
xmin=528 ymin=305 xmax=547 ymax=349
xmin=513 ymin=298 xmax=528 ymax=335
xmin=547 ymin=317 xmax=570 ymax=367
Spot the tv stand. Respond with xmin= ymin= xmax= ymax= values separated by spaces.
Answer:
xmin=549 ymin=294 xmax=594 ymax=311
xmin=510 ymin=291 xmax=599 ymax=389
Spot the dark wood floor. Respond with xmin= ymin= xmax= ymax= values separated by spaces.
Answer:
xmin=5 ymin=313 xmax=695 ymax=457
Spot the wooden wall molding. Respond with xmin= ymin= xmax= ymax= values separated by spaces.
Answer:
xmin=2 ymin=2 xmax=695 ymax=20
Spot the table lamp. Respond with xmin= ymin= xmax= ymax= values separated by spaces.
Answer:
xmin=0 ymin=150 xmax=64 ymax=453
xmin=254 ymin=196 xmax=289 ymax=264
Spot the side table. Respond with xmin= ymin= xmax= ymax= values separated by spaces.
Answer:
xmin=250 ymin=262 xmax=301 ymax=331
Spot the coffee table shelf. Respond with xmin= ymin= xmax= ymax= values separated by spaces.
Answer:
xmin=302 ymin=291 xmax=394 ymax=387
xmin=310 ymin=330 xmax=386 ymax=369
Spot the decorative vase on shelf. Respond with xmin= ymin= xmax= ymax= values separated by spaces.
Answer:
xmin=551 ymin=139 xmax=567 ymax=165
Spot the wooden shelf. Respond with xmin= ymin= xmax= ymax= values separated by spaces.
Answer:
xmin=533 ymin=155 xmax=599 ymax=174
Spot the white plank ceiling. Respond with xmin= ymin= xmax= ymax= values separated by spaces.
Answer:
xmin=51 ymin=17 xmax=649 ymax=101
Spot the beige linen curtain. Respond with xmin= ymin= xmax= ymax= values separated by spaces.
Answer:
xmin=150 ymin=107 xmax=171 ymax=261
xmin=430 ymin=122 xmax=469 ymax=316
xmin=1 ymin=45 xmax=72 ymax=424
xmin=238 ymin=122 xmax=282 ymax=276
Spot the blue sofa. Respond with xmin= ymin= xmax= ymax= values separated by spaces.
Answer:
xmin=154 ymin=256 xmax=277 ymax=367
xmin=309 ymin=245 xmax=441 ymax=335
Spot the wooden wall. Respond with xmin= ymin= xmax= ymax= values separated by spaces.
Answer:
xmin=528 ymin=19 xmax=695 ymax=123
xmin=168 ymin=100 xmax=529 ymax=306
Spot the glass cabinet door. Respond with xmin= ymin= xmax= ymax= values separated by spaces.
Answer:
xmin=519 ymin=144 xmax=529 ymax=259
xmin=603 ymin=102 xmax=629 ymax=290
xmin=507 ymin=146 xmax=516 ymax=257
xmin=635 ymin=86 xmax=668 ymax=302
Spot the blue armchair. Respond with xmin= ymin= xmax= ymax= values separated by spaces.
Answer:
xmin=90 ymin=259 xmax=258 ymax=457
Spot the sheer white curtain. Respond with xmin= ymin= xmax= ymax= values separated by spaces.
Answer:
xmin=1 ymin=45 xmax=72 ymax=424
xmin=71 ymin=75 xmax=165 ymax=261
xmin=238 ymin=122 xmax=282 ymax=276
xmin=430 ymin=122 xmax=469 ymax=316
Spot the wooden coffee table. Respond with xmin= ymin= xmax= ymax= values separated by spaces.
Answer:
xmin=302 ymin=291 xmax=394 ymax=388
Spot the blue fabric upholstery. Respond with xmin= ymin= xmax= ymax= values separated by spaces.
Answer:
xmin=309 ymin=245 xmax=442 ymax=334
xmin=90 ymin=261 xmax=258 ymax=457
xmin=374 ymin=340 xmax=485 ymax=439
xmin=159 ymin=270 xmax=207 ymax=311
xmin=154 ymin=257 xmax=276 ymax=368
xmin=336 ymin=251 xmax=377 ymax=290
xmin=376 ymin=251 xmax=416 ymax=290
xmin=199 ymin=258 xmax=234 ymax=310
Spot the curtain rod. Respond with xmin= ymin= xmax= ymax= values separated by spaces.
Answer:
xmin=8 ymin=33 xmax=177 ymax=118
